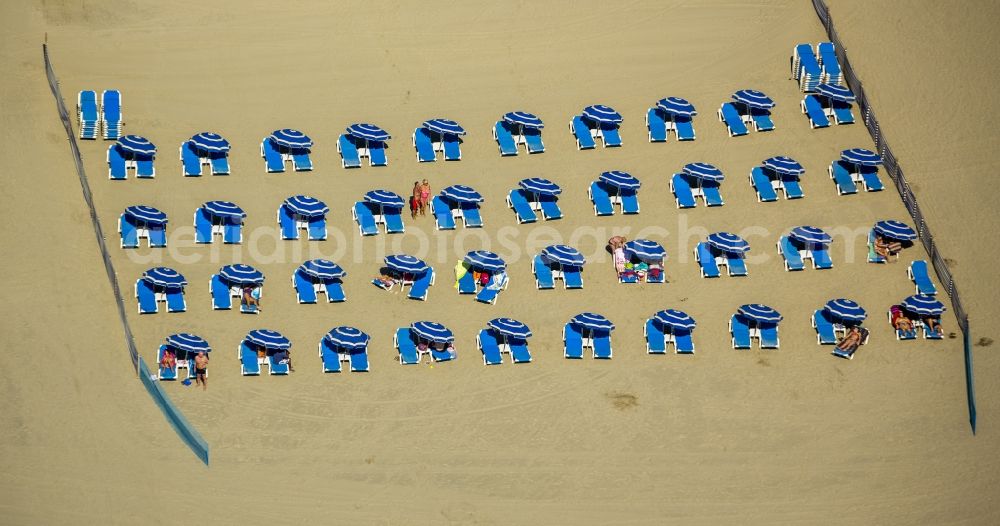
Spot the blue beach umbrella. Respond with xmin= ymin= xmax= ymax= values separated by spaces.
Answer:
xmin=823 ymin=299 xmax=867 ymax=322
xmin=282 ymin=195 xmax=328 ymax=217
xmin=732 ymin=90 xmax=775 ymax=109
xmin=816 ymin=83 xmax=856 ymax=103
xmin=346 ymin=123 xmax=390 ymax=142
xmin=190 ymin=132 xmax=230 ymax=153
xmin=441 ymin=185 xmax=483 ymax=203
xmin=841 ymin=148 xmax=881 ymax=166
xmin=763 ymin=156 xmax=805 ymax=176
xmin=411 ymin=321 xmax=454 ymax=343
xmin=245 ymin=329 xmax=291 ymax=350
xmin=518 ymin=178 xmax=561 ymax=196
xmin=487 ymin=318 xmax=533 ymax=339
xmin=707 ymin=232 xmax=750 ymax=253
xmin=124 ymin=205 xmax=167 ymax=225
xmin=623 ymin=239 xmax=666 ymax=262
xmin=789 ymin=226 xmax=832 ymax=247
xmin=682 ymin=163 xmax=724 ymax=182
xmin=738 ymin=304 xmax=783 ymax=323
xmin=464 ymin=250 xmax=506 ymax=272
xmin=570 ymin=312 xmax=615 ymax=332
xmin=142 ymin=267 xmax=187 ymax=289
xmin=270 ymin=129 xmax=313 ymax=150
xmin=652 ymin=309 xmax=697 ymax=331
xmin=166 ymin=333 xmax=211 ymax=354
xmin=873 ymin=220 xmax=917 ymax=241
xmin=117 ymin=135 xmax=156 ymax=156
xmin=599 ymin=170 xmax=641 ymax=190
xmin=384 ymin=254 xmax=429 ymax=274
xmin=298 ymin=259 xmax=346 ymax=280
xmin=503 ymin=111 xmax=544 ymax=129
xmin=582 ymin=104 xmax=623 ymax=124
xmin=364 ymin=190 xmax=406 ymax=208
xmin=219 ymin=264 xmax=264 ymax=285
xmin=541 ymin=245 xmax=585 ymax=267
xmin=422 ymin=118 xmax=466 ymax=136
xmin=656 ymin=97 xmax=697 ymax=117
xmin=901 ymin=294 xmax=947 ymax=316
xmin=324 ymin=326 xmax=370 ymax=350
xmin=202 ymin=201 xmax=245 ymax=219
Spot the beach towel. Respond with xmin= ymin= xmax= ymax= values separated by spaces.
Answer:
xmin=454 ymin=261 xmax=469 ymax=289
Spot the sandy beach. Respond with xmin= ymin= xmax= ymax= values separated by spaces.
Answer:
xmin=1 ymin=0 xmax=998 ymax=523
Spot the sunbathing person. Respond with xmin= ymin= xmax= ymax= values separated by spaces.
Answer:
xmin=242 ymin=286 xmax=262 ymax=311
xmin=890 ymin=306 xmax=913 ymax=332
xmin=924 ymin=317 xmax=942 ymax=335
xmin=613 ymin=246 xmax=627 ymax=276
xmin=160 ymin=348 xmax=176 ymax=371
xmin=874 ymin=234 xmax=899 ymax=262
xmin=374 ymin=274 xmax=397 ymax=289
xmin=836 ymin=326 xmax=864 ymax=352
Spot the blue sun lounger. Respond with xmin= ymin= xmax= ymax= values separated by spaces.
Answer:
xmin=621 ymin=190 xmax=640 ymax=214
xmin=646 ymin=108 xmax=668 ymax=142
xmin=922 ymin=319 xmax=944 ymax=340
xmin=181 ymin=142 xmax=202 ymax=176
xmin=413 ymin=127 xmax=437 ymax=162
xmin=136 ymin=279 xmax=157 ymax=314
xmin=368 ymin=141 xmax=387 ymax=167
xmin=210 ymin=153 xmax=229 ymax=175
xmin=811 ymin=246 xmax=833 ymax=270
xmin=262 ymin=138 xmax=285 ymax=173
xmin=240 ymin=342 xmax=260 ymax=376
xmin=308 ymin=217 xmax=326 ymax=241
xmin=166 ymin=289 xmax=185 ymax=313
xmin=778 ymin=236 xmax=805 ymax=271
xmin=890 ymin=311 xmax=917 ymax=340
xmin=830 ymin=161 xmax=858 ymax=195
xmin=759 ymin=323 xmax=780 ymax=349
xmin=675 ymin=115 xmax=696 ymax=141
xmin=539 ymin=195 xmax=562 ymax=220
xmin=508 ymin=190 xmax=537 ymax=224
xmin=348 ymin=350 xmax=369 ymax=372
xmin=278 ymin=206 xmax=297 ymax=240
xmin=352 ymin=202 xmax=378 ymax=236
xmin=108 ymin=145 xmax=127 ymax=180
xmin=749 ymin=108 xmax=775 ymax=132
xmin=674 ymin=329 xmax=695 ymax=354
xmin=460 ymin=203 xmax=483 ymax=228
xmin=719 ymin=103 xmax=749 ymax=136
xmin=119 ymin=215 xmax=138 ymax=248
xmin=443 ymin=135 xmax=461 ymax=161
xmin=589 ymin=181 xmax=614 ymax=216
xmin=241 ymin=298 xmax=259 ymax=314
xmin=78 ymin=90 xmax=99 ymax=139
xmin=730 ymin=315 xmax=752 ymax=349
xmin=802 ymin=95 xmax=831 ymax=128
xmin=867 ymin=230 xmax=886 ymax=264
xmin=136 ymin=157 xmax=154 ymax=178
xmin=457 ymin=271 xmax=477 ymax=294
xmin=210 ymin=274 xmax=232 ymax=310
xmin=909 ymin=260 xmax=937 ymax=296
xmin=408 ymin=270 xmax=433 ymax=301
xmin=831 ymin=100 xmax=855 ymax=125
xmin=726 ymin=254 xmax=748 ymax=277
xmin=593 ymin=331 xmax=613 ymax=359
xmin=493 ymin=121 xmax=519 ymax=156
xmin=563 ymin=323 xmax=584 ymax=359
xmin=533 ymin=254 xmax=554 ymax=290
xmin=671 ymin=174 xmax=697 ymax=209
xmin=384 ymin=209 xmax=405 ymax=234
xmin=319 ymin=338 xmax=342 ymax=373
xmin=432 ymin=196 xmax=456 ymax=230
xmin=780 ymin=174 xmax=804 ymax=199
xmin=294 ymin=270 xmax=317 ymax=304
xmin=750 ymin=167 xmax=778 ymax=202
xmin=430 ymin=346 xmax=455 ymax=362
xmin=223 ymin=221 xmax=241 ymax=244
xmin=157 ymin=345 xmax=177 ymax=380
xmin=702 ymin=182 xmax=724 ymax=207
xmin=695 ymin=242 xmax=720 ymax=278
xmin=478 ymin=329 xmax=503 ymax=365
xmin=194 ymin=208 xmax=213 ymax=244
xmin=563 ymin=268 xmax=583 ymax=289
xmin=395 ymin=328 xmax=420 ymax=364
xmin=147 ymin=226 xmax=166 ymax=248
xmin=101 ymin=90 xmax=121 ymax=140
xmin=813 ymin=310 xmax=838 ymax=345
xmin=476 ymin=276 xmax=507 ymax=305
xmin=600 ymin=123 xmax=622 ymax=147
xmin=324 ymin=280 xmax=346 ymax=303
xmin=336 ymin=134 xmax=361 ymax=168
xmin=508 ymin=338 xmax=531 ymax=363
xmin=859 ymin=166 xmax=884 ymax=192
xmin=268 ymin=354 xmax=289 ymax=375
xmin=645 ymin=319 xmax=667 ymax=354
xmin=570 ymin=116 xmax=596 ymax=150
xmin=524 ymin=127 xmax=545 ymax=153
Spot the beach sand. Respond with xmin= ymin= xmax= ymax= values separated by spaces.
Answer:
xmin=1 ymin=0 xmax=998 ymax=523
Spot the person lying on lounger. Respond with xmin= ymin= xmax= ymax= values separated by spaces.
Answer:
xmin=242 ymin=286 xmax=262 ymax=311
xmin=923 ymin=317 xmax=942 ymax=335
xmin=374 ymin=274 xmax=398 ymax=289
xmin=890 ymin=306 xmax=913 ymax=332
xmin=273 ymin=349 xmax=294 ymax=372
xmin=836 ymin=326 xmax=864 ymax=352
xmin=160 ymin=348 xmax=176 ymax=371
xmin=874 ymin=235 xmax=901 ymax=262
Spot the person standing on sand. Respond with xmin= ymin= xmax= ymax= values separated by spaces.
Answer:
xmin=193 ymin=352 xmax=209 ymax=391
xmin=419 ymin=179 xmax=431 ymax=216
xmin=410 ymin=181 xmax=421 ymax=219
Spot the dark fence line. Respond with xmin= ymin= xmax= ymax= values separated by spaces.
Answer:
xmin=42 ymin=44 xmax=210 ymax=462
xmin=811 ymin=0 xmax=976 ymax=433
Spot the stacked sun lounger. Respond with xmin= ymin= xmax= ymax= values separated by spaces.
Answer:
xmin=77 ymin=91 xmax=99 ymax=140
xmin=101 ymin=90 xmax=122 ymax=140
xmin=817 ymin=42 xmax=842 ymax=85
xmin=791 ymin=44 xmax=822 ymax=92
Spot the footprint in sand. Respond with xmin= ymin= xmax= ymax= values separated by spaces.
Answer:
xmin=606 ymin=392 xmax=639 ymax=411
xmin=976 ymin=337 xmax=993 ymax=347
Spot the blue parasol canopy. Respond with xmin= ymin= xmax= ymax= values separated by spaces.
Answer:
xmin=245 ymin=329 xmax=291 ymax=350
xmin=441 ymin=184 xmax=483 ymax=203
xmin=202 ymin=201 xmax=245 ymax=219
xmin=411 ymin=321 xmax=454 ymax=343
xmin=707 ymin=232 xmax=750 ymax=253
xmin=816 ymin=83 xmax=856 ymax=102
xmin=346 ymin=123 xmax=390 ymax=142
xmin=364 ymin=190 xmax=405 ymax=208
xmin=541 ymin=245 xmax=585 ymax=267
xmin=270 ymin=129 xmax=313 ymax=150
xmin=652 ymin=309 xmax=696 ymax=330
xmin=422 ymin=118 xmax=466 ymax=136
xmin=582 ymin=104 xmax=623 ymax=124
xmin=789 ymin=226 xmax=832 ymax=247
xmin=503 ymin=111 xmax=544 ymax=129
xmin=599 ymin=170 xmax=641 ymax=190
xmin=623 ymin=239 xmax=666 ymax=262
xmin=763 ymin=156 xmax=805 ymax=176
xmin=570 ymin=312 xmax=615 ymax=332
xmin=464 ymin=250 xmax=506 ymax=272
xmin=124 ymin=205 xmax=167 ymax=225
xmin=823 ymin=299 xmax=867 ymax=322
xmin=873 ymin=220 xmax=917 ymax=241
xmin=738 ymin=304 xmax=783 ymax=323
xmin=487 ymin=318 xmax=533 ymax=339
xmin=901 ymin=294 xmax=947 ymax=316
xmin=682 ymin=163 xmax=724 ymax=182
xmin=656 ymin=97 xmax=697 ymax=117
xmin=324 ymin=326 xmax=370 ymax=350
xmin=282 ymin=195 xmax=328 ymax=217
xmin=190 ymin=132 xmax=230 ymax=153
xmin=166 ymin=333 xmax=211 ymax=354
xmin=117 ymin=135 xmax=156 ymax=156
xmin=841 ymin=148 xmax=881 ymax=166
xmin=298 ymin=259 xmax=345 ymax=280
xmin=219 ymin=264 xmax=264 ymax=285
xmin=384 ymin=254 xmax=429 ymax=274
xmin=142 ymin=267 xmax=187 ymax=289
xmin=518 ymin=178 xmax=562 ymax=196
xmin=732 ymin=89 xmax=775 ymax=109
